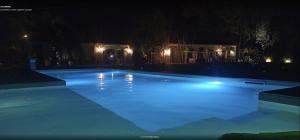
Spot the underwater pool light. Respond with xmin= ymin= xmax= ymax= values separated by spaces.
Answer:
xmin=209 ymin=81 xmax=222 ymax=85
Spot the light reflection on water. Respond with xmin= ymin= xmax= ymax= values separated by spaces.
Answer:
xmin=98 ymin=73 xmax=105 ymax=91
xmin=125 ymin=74 xmax=134 ymax=92
xmin=111 ymin=72 xmax=114 ymax=80
xmin=97 ymin=72 xmax=134 ymax=92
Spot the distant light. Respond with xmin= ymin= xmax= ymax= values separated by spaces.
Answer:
xmin=23 ymin=34 xmax=28 ymax=38
xmin=209 ymin=81 xmax=222 ymax=85
xmin=216 ymin=48 xmax=222 ymax=56
xmin=265 ymin=57 xmax=272 ymax=63
xmin=164 ymin=48 xmax=171 ymax=56
xmin=125 ymin=47 xmax=133 ymax=55
xmin=110 ymin=54 xmax=114 ymax=58
xmin=283 ymin=58 xmax=292 ymax=63
xmin=95 ymin=46 xmax=105 ymax=53
xmin=95 ymin=44 xmax=105 ymax=54
xmin=230 ymin=50 xmax=235 ymax=56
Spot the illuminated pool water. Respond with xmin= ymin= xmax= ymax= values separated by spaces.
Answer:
xmin=39 ymin=69 xmax=299 ymax=132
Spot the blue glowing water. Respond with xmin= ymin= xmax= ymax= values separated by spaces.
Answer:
xmin=39 ymin=69 xmax=298 ymax=132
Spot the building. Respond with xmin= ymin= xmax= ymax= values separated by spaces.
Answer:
xmin=81 ymin=43 xmax=133 ymax=65
xmin=81 ymin=42 xmax=236 ymax=65
xmin=153 ymin=43 xmax=237 ymax=64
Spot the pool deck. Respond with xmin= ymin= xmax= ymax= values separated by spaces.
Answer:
xmin=0 ymin=86 xmax=299 ymax=140
xmin=0 ymin=86 xmax=146 ymax=139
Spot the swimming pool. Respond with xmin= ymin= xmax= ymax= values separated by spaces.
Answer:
xmin=39 ymin=69 xmax=299 ymax=132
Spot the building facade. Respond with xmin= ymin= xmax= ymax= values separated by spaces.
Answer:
xmin=81 ymin=43 xmax=237 ymax=65
xmin=81 ymin=43 xmax=133 ymax=65
xmin=153 ymin=43 xmax=237 ymax=64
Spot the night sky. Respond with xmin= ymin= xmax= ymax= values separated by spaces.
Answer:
xmin=1 ymin=0 xmax=299 ymax=49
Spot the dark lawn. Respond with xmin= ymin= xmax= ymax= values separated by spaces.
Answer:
xmin=261 ymin=86 xmax=300 ymax=97
xmin=0 ymin=67 xmax=62 ymax=85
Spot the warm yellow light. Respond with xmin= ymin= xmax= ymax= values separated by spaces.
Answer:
xmin=95 ymin=45 xmax=105 ymax=54
xmin=23 ymin=34 xmax=28 ymax=38
xmin=284 ymin=58 xmax=292 ymax=63
xmin=265 ymin=57 xmax=272 ymax=63
xmin=216 ymin=48 xmax=222 ymax=56
xmin=164 ymin=48 xmax=171 ymax=56
xmin=125 ymin=47 xmax=133 ymax=55
xmin=230 ymin=50 xmax=235 ymax=56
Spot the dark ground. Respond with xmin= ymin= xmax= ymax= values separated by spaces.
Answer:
xmin=260 ymin=86 xmax=300 ymax=98
xmin=0 ymin=66 xmax=62 ymax=85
